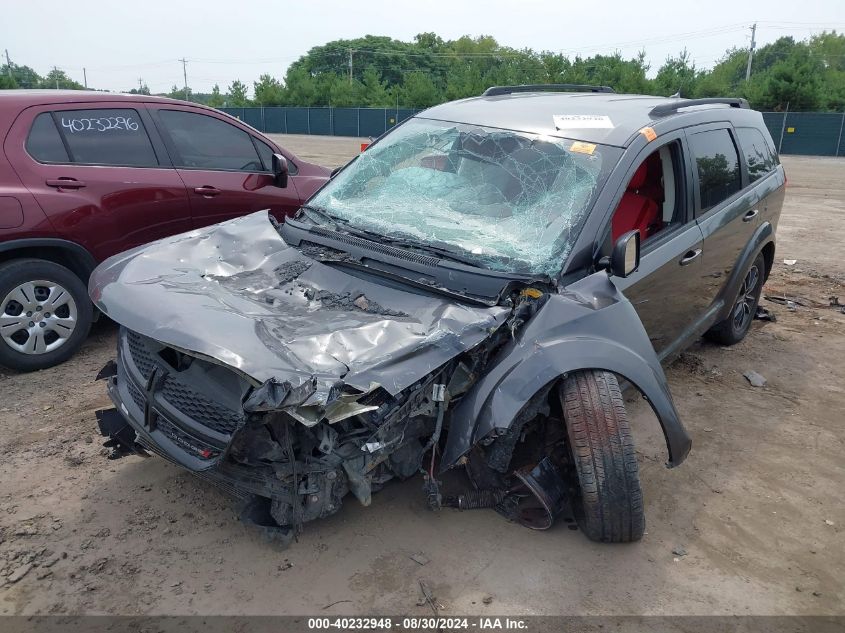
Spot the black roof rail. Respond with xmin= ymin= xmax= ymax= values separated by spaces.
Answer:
xmin=482 ymin=84 xmax=615 ymax=96
xmin=650 ymin=97 xmax=750 ymax=117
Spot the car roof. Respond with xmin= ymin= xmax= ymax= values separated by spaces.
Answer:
xmin=417 ymin=92 xmax=751 ymax=147
xmin=0 ymin=89 xmax=210 ymax=111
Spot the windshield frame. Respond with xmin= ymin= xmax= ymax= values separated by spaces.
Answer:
xmin=301 ymin=117 xmax=623 ymax=279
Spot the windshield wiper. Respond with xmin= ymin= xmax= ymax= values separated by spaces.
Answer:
xmin=378 ymin=236 xmax=486 ymax=267
xmin=299 ymin=204 xmax=341 ymax=229
xmin=299 ymin=206 xmax=488 ymax=268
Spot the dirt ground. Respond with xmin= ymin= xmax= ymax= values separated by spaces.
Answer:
xmin=0 ymin=139 xmax=843 ymax=617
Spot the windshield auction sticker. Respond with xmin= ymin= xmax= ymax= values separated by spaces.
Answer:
xmin=553 ymin=114 xmax=614 ymax=129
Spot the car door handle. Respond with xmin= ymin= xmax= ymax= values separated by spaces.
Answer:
xmin=679 ymin=249 xmax=702 ymax=266
xmin=46 ymin=178 xmax=86 ymax=189
xmin=193 ymin=186 xmax=221 ymax=197
xmin=743 ymin=209 xmax=759 ymax=222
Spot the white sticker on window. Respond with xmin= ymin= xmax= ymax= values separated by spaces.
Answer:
xmin=553 ymin=114 xmax=614 ymax=129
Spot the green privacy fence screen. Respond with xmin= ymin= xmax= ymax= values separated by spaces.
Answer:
xmin=222 ymin=107 xmax=845 ymax=157
xmin=219 ymin=106 xmax=420 ymax=139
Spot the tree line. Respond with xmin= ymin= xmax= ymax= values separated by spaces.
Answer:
xmin=2 ymin=31 xmax=843 ymax=112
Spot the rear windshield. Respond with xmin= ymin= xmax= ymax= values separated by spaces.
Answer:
xmin=309 ymin=118 xmax=621 ymax=276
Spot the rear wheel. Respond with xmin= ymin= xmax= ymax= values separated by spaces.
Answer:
xmin=705 ymin=252 xmax=766 ymax=346
xmin=0 ymin=259 xmax=92 ymax=371
xmin=559 ymin=370 xmax=644 ymax=543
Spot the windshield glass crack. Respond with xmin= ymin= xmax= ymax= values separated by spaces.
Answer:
xmin=309 ymin=119 xmax=611 ymax=276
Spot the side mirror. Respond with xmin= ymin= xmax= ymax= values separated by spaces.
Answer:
xmin=271 ymin=153 xmax=289 ymax=188
xmin=602 ymin=230 xmax=641 ymax=278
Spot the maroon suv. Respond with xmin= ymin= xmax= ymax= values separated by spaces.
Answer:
xmin=0 ymin=90 xmax=330 ymax=371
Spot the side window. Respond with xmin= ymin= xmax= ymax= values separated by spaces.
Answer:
xmin=26 ymin=113 xmax=71 ymax=163
xmin=611 ymin=142 xmax=685 ymax=246
xmin=55 ymin=109 xmax=158 ymax=167
xmin=736 ymin=127 xmax=777 ymax=183
xmin=254 ymin=138 xmax=274 ymax=172
xmin=687 ymin=128 xmax=741 ymax=214
xmin=253 ymin=137 xmax=298 ymax=175
xmin=158 ymin=110 xmax=262 ymax=171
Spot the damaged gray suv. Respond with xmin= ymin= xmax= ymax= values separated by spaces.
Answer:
xmin=93 ymin=85 xmax=784 ymax=543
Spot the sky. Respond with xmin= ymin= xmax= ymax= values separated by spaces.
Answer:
xmin=2 ymin=0 xmax=844 ymax=94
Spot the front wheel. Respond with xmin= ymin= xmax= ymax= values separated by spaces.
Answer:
xmin=705 ymin=252 xmax=766 ymax=346
xmin=0 ymin=259 xmax=93 ymax=371
xmin=559 ymin=370 xmax=644 ymax=543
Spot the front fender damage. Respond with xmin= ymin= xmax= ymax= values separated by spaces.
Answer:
xmin=92 ymin=212 xmax=691 ymax=542
xmin=442 ymin=271 xmax=692 ymax=470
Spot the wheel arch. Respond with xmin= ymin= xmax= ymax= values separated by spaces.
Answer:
xmin=0 ymin=238 xmax=97 ymax=283
xmin=442 ymin=336 xmax=693 ymax=471
xmin=761 ymin=239 xmax=775 ymax=282
xmin=712 ymin=222 xmax=775 ymax=325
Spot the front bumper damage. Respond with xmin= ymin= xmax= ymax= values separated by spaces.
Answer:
xmin=92 ymin=212 xmax=691 ymax=541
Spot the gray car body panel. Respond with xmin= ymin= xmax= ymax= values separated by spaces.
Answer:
xmin=91 ymin=211 xmax=691 ymax=466
xmin=89 ymin=211 xmax=509 ymax=413
xmin=441 ymin=271 xmax=692 ymax=469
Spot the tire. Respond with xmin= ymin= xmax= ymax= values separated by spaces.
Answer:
xmin=559 ymin=370 xmax=644 ymax=543
xmin=0 ymin=258 xmax=93 ymax=371
xmin=705 ymin=252 xmax=766 ymax=346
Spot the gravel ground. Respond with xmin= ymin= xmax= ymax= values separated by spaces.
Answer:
xmin=0 ymin=144 xmax=843 ymax=617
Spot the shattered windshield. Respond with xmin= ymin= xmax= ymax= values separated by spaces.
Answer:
xmin=308 ymin=118 xmax=620 ymax=276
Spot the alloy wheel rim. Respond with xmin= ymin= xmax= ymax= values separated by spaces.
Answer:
xmin=0 ymin=280 xmax=78 ymax=355
xmin=731 ymin=265 xmax=760 ymax=331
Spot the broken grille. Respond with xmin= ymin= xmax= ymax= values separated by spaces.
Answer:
xmin=160 ymin=377 xmax=244 ymax=436
xmin=126 ymin=329 xmax=155 ymax=379
xmin=122 ymin=328 xmax=245 ymax=437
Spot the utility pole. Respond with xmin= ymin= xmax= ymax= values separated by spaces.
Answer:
xmin=53 ymin=66 xmax=59 ymax=89
xmin=138 ymin=77 xmax=144 ymax=92
xmin=745 ymin=23 xmax=757 ymax=81
xmin=348 ymin=48 xmax=354 ymax=84
xmin=83 ymin=67 xmax=88 ymax=88
xmin=4 ymin=49 xmax=12 ymax=80
xmin=179 ymin=57 xmax=189 ymax=101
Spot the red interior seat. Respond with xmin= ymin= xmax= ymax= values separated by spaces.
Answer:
xmin=611 ymin=158 xmax=663 ymax=243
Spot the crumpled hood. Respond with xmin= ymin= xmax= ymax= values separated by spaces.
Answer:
xmin=90 ymin=211 xmax=509 ymax=409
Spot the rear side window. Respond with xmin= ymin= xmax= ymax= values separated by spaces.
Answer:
xmin=158 ymin=110 xmax=263 ymax=171
xmin=687 ymin=128 xmax=742 ymax=214
xmin=736 ymin=127 xmax=778 ymax=183
xmin=53 ymin=109 xmax=159 ymax=167
xmin=26 ymin=114 xmax=71 ymax=163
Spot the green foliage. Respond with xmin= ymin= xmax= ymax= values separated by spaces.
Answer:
xmin=652 ymin=50 xmax=699 ymax=97
xmin=253 ymin=74 xmax=285 ymax=106
xmin=208 ymin=84 xmax=224 ymax=108
xmin=0 ymin=74 xmax=17 ymax=89
xmin=2 ymin=31 xmax=844 ymax=111
xmin=400 ymin=72 xmax=440 ymax=107
xmin=273 ymin=32 xmax=845 ymax=111
xmin=128 ymin=82 xmax=150 ymax=95
xmin=0 ymin=64 xmax=41 ymax=89
xmin=39 ymin=68 xmax=84 ymax=90
xmin=226 ymin=80 xmax=249 ymax=106
xmin=167 ymin=84 xmax=190 ymax=101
